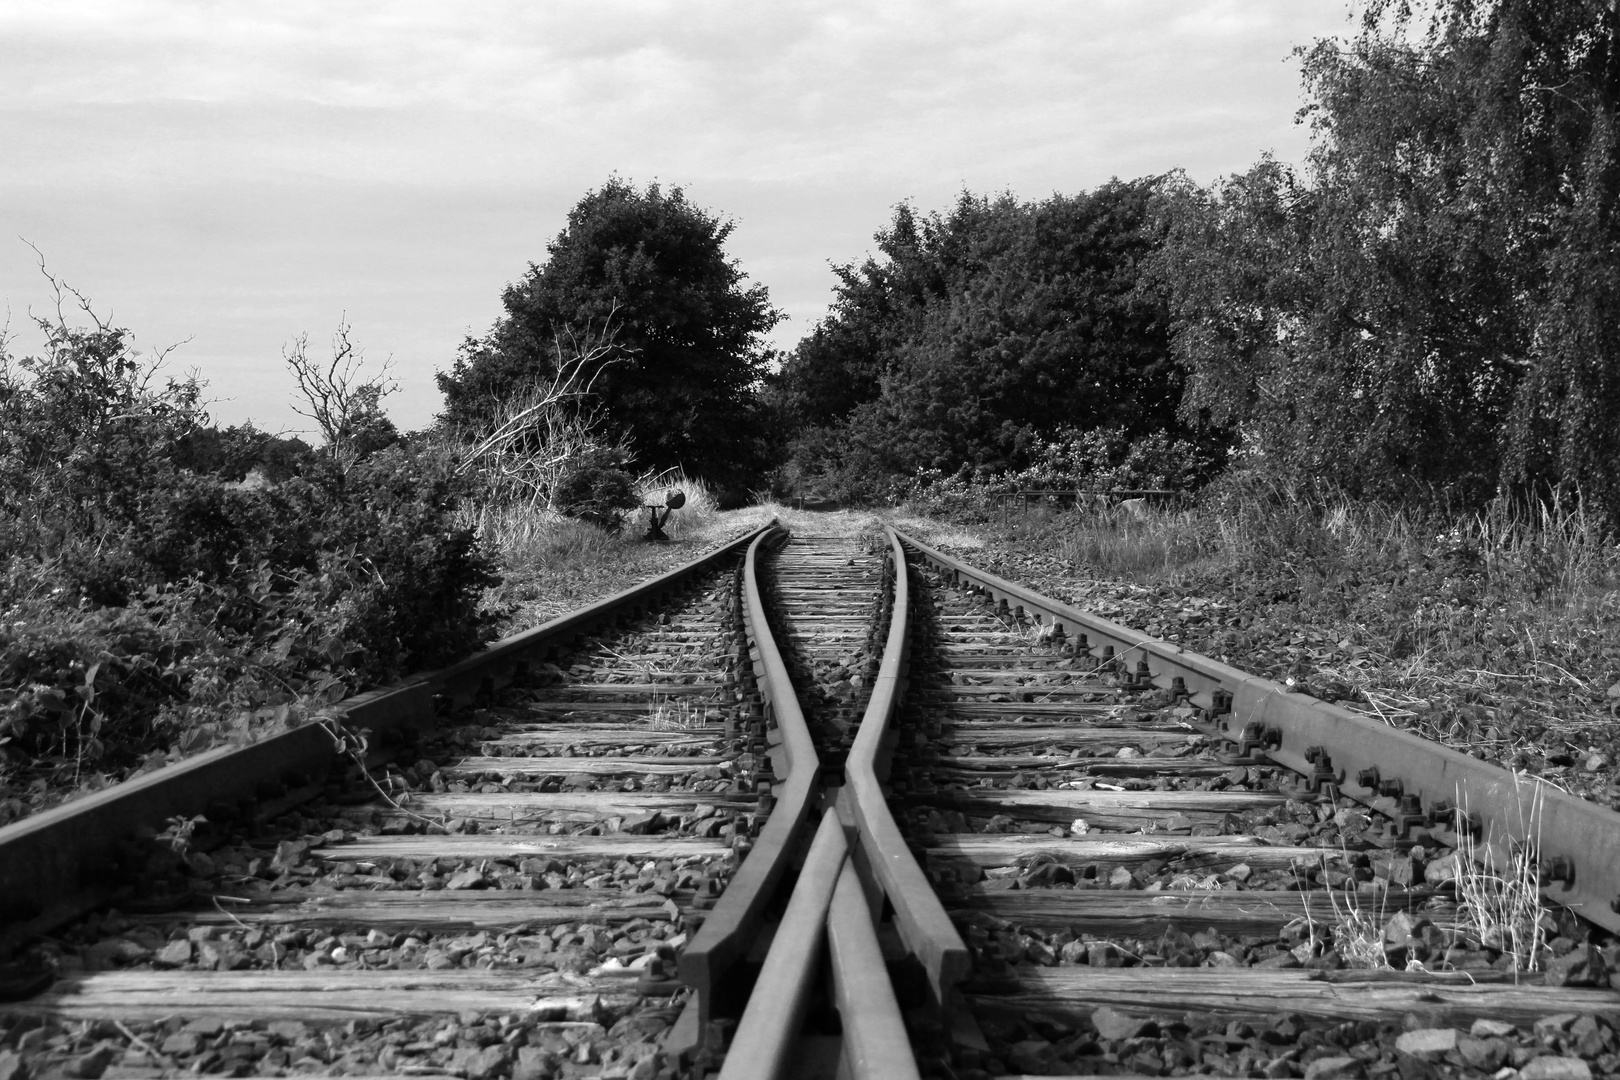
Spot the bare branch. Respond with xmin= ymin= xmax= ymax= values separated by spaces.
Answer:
xmin=286 ymin=317 xmax=399 ymax=470
xmin=452 ymin=315 xmax=631 ymax=509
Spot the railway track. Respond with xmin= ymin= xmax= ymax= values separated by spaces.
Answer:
xmin=858 ymin=529 xmax=1620 ymax=1080
xmin=0 ymin=524 xmax=802 ymax=1080
xmin=3 ymin=517 xmax=1620 ymax=1080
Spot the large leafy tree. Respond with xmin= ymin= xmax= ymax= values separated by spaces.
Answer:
xmin=1158 ymin=0 xmax=1620 ymax=516
xmin=774 ymin=180 xmax=1195 ymax=496
xmin=438 ymin=180 xmax=782 ymax=492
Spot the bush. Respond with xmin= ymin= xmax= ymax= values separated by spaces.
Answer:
xmin=1006 ymin=427 xmax=1226 ymax=492
xmin=0 ymin=296 xmax=499 ymax=782
xmin=552 ymin=451 xmax=640 ymax=531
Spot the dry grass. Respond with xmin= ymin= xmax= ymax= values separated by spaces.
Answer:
xmin=1452 ymin=780 xmax=1551 ymax=975
xmin=1055 ymin=506 xmax=1226 ymax=579
xmin=467 ymin=473 xmax=777 ymax=634
xmin=646 ymin=696 xmax=719 ymax=731
xmin=887 ymin=511 xmax=987 ymax=551
xmin=918 ymin=487 xmax=1619 ymax=806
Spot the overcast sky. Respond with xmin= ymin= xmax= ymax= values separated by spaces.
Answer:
xmin=1 ymin=1 xmax=1358 ymax=437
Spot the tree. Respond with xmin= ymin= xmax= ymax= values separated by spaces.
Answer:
xmin=285 ymin=319 xmax=399 ymax=471
xmin=1156 ymin=0 xmax=1620 ymax=518
xmin=437 ymin=179 xmax=781 ymax=495
xmin=774 ymin=181 xmax=1202 ymax=498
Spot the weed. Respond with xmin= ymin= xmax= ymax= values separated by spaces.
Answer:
xmin=1322 ymin=884 xmax=1391 ymax=970
xmin=1166 ymin=872 xmax=1225 ymax=890
xmin=1451 ymin=781 xmax=1549 ymax=976
xmin=156 ymin=814 xmax=205 ymax=856
xmin=647 ymin=697 xmax=715 ymax=732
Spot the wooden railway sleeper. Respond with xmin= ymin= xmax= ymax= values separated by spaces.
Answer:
xmin=867 ymin=527 xmax=1620 ymax=1079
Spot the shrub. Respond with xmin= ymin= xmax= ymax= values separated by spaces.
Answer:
xmin=1006 ymin=427 xmax=1226 ymax=492
xmin=0 ymin=292 xmax=499 ymax=782
xmin=552 ymin=450 xmax=640 ymax=531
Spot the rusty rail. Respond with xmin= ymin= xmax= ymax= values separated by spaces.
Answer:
xmin=722 ymin=528 xmax=924 ymax=1080
xmin=0 ymin=523 xmax=777 ymax=948
xmin=717 ymin=809 xmax=846 ymax=1080
xmin=678 ymin=526 xmax=824 ymax=1032
xmin=826 ymin=857 xmax=922 ymax=1080
xmin=893 ymin=527 xmax=1620 ymax=936
xmin=836 ymin=528 xmax=971 ymax=1012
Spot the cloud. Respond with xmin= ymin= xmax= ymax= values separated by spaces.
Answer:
xmin=0 ymin=0 xmax=1356 ymax=434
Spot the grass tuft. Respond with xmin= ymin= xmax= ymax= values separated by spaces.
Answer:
xmin=1452 ymin=781 xmax=1550 ymax=976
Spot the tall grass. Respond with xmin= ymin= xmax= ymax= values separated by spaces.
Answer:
xmin=995 ymin=479 xmax=1619 ymax=756
xmin=460 ymin=470 xmax=760 ymax=632
xmin=461 ymin=470 xmax=721 ymax=559
xmin=1051 ymin=506 xmax=1225 ymax=578
xmin=1013 ymin=480 xmax=1618 ymax=609
xmin=1453 ymin=781 xmax=1549 ymax=976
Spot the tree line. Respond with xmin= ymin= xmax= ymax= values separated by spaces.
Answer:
xmin=6 ymin=0 xmax=1616 ymax=786
xmin=437 ymin=0 xmax=1620 ymax=522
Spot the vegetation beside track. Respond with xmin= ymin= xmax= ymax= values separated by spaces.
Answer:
xmin=0 ymin=303 xmax=499 ymax=827
xmin=896 ymin=489 xmax=1620 ymax=811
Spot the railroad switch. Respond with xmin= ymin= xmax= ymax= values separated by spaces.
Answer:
xmin=642 ymin=488 xmax=684 ymax=542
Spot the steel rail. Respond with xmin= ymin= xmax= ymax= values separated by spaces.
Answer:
xmin=678 ymin=526 xmax=824 ymax=1034
xmin=893 ymin=528 xmax=1620 ymax=935
xmin=827 ymin=858 xmax=922 ymax=1080
xmin=718 ymin=528 xmax=928 ymax=1080
xmin=837 ymin=527 xmax=971 ymax=1009
xmin=717 ymin=809 xmax=847 ymax=1080
xmin=0 ymin=523 xmax=777 ymax=944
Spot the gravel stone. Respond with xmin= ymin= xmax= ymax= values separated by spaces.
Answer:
xmin=1520 ymin=1056 xmax=1594 ymax=1080
xmin=1090 ymin=1006 xmax=1151 ymax=1041
xmin=1395 ymin=1028 xmax=1458 ymax=1057
xmin=1457 ymin=1035 xmax=1510 ymax=1070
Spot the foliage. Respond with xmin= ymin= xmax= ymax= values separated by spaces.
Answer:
xmin=1004 ymin=427 xmax=1226 ymax=493
xmin=773 ymin=181 xmax=1225 ymax=502
xmin=437 ymin=179 xmax=782 ymax=497
xmin=896 ymin=428 xmax=1224 ymax=529
xmin=550 ymin=449 xmax=640 ymax=532
xmin=0 ymin=286 xmax=497 ymax=782
xmin=284 ymin=319 xmax=400 ymax=471
xmin=1152 ymin=1 xmax=1620 ymax=522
